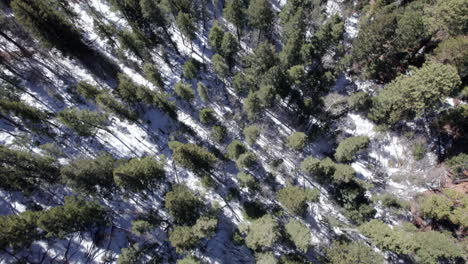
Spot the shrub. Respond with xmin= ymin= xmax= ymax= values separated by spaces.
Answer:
xmin=334 ymin=136 xmax=370 ymax=162
xmin=199 ymin=108 xmax=217 ymax=124
xmin=237 ymin=172 xmax=256 ymax=189
xmin=226 ymin=140 xmax=246 ymax=160
xmin=326 ymin=241 xmax=384 ymax=264
xmin=420 ymin=194 xmax=454 ymax=221
xmin=287 ymin=132 xmax=307 ymax=151
xmin=245 ymin=215 xmax=279 ymax=250
xmin=446 ymin=153 xmax=468 ymax=180
xmin=243 ymin=125 xmax=261 ymax=145
xmin=411 ymin=142 xmax=427 ymax=161
xmin=211 ymin=125 xmax=226 ymax=143
xmin=113 ymin=156 xmax=165 ymax=192
xmin=174 ymin=82 xmax=195 ymax=102
xmin=236 ymin=152 xmax=257 ymax=169
xmin=165 ymin=184 xmax=203 ymax=225
xmin=285 ymin=219 xmax=310 ymax=252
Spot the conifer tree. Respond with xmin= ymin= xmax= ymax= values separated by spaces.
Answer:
xmin=58 ymin=108 xmax=108 ymax=137
xmin=224 ymin=0 xmax=246 ymax=41
xmin=174 ymin=82 xmax=195 ymax=102
xmin=113 ymin=156 xmax=165 ymax=192
xmin=247 ymin=0 xmax=274 ymax=42
xmin=208 ymin=21 xmax=224 ymax=52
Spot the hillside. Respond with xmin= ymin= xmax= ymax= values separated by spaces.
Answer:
xmin=0 ymin=0 xmax=466 ymax=263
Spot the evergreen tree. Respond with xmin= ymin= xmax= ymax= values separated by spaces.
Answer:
xmin=212 ymin=54 xmax=229 ymax=77
xmin=243 ymin=91 xmax=263 ymax=121
xmin=96 ymin=93 xmax=138 ymax=122
xmin=247 ymin=0 xmax=274 ymax=41
xmin=58 ymin=108 xmax=108 ymax=137
xmin=0 ymin=146 xmax=60 ymax=192
xmin=243 ymin=125 xmax=261 ymax=145
xmin=236 ymin=152 xmax=257 ymax=169
xmin=176 ymin=11 xmax=196 ymax=44
xmin=334 ymin=136 xmax=370 ymax=163
xmin=326 ymin=241 xmax=384 ymax=264
xmin=237 ymin=172 xmax=256 ymax=190
xmin=226 ymin=140 xmax=246 ymax=160
xmin=199 ymin=108 xmax=217 ymax=124
xmin=0 ymin=211 xmax=39 ymax=250
xmin=369 ymin=63 xmax=461 ymax=125
xmin=224 ymin=0 xmax=246 ymax=41
xmin=76 ymin=81 xmax=101 ymax=101
xmin=431 ymin=36 xmax=468 ymax=84
xmin=245 ymin=214 xmax=279 ymax=250
xmin=183 ymin=58 xmax=201 ymax=80
xmin=113 ymin=156 xmax=165 ymax=192
xmin=277 ymin=186 xmax=319 ymax=215
xmin=211 ymin=125 xmax=226 ymax=143
xmin=197 ymin=82 xmax=209 ymax=102
xmin=165 ymin=184 xmax=203 ymax=225
xmin=257 ymin=84 xmax=276 ymax=108
xmin=170 ymin=142 xmax=217 ymax=174
xmin=0 ymin=99 xmax=48 ymax=124
xmin=208 ymin=21 xmax=224 ymax=52
xmin=143 ymin=63 xmax=165 ymax=89
xmin=61 ymin=153 xmax=116 ymax=195
xmin=285 ymin=219 xmax=310 ymax=252
xmin=287 ymin=132 xmax=307 ymax=151
xmin=220 ymin=32 xmax=239 ymax=68
xmin=174 ymin=82 xmax=195 ymax=102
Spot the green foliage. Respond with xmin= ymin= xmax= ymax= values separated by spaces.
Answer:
xmin=143 ymin=63 xmax=164 ymax=89
xmin=359 ymin=220 xmax=464 ymax=264
xmin=226 ymin=140 xmax=247 ymax=160
xmin=192 ymin=216 xmax=218 ymax=238
xmin=243 ymin=125 xmax=261 ymax=145
xmin=37 ymin=196 xmax=107 ymax=238
xmin=430 ymin=0 xmax=468 ymax=36
xmin=334 ymin=136 xmax=370 ymax=162
xmin=169 ymin=225 xmax=199 ymax=253
xmin=277 ymin=186 xmax=318 ymax=215
xmin=113 ymin=156 xmax=165 ymax=192
xmin=58 ymin=108 xmax=107 ymax=137
xmin=165 ymin=184 xmax=203 ymax=225
xmin=332 ymin=164 xmax=355 ymax=183
xmin=0 ymin=100 xmax=47 ymax=124
xmin=211 ymin=125 xmax=226 ymax=143
xmin=174 ymin=82 xmax=195 ymax=102
xmin=420 ymin=194 xmax=453 ymax=221
xmin=369 ymin=63 xmax=461 ymax=125
xmin=0 ymin=146 xmax=60 ymax=192
xmin=436 ymin=104 xmax=468 ymax=143
xmin=197 ymin=82 xmax=209 ymax=102
xmin=348 ymin=91 xmax=372 ymax=112
xmin=256 ymin=252 xmax=278 ymax=264
xmin=245 ymin=214 xmax=279 ymax=250
xmin=326 ymin=241 xmax=384 ymax=264
xmin=11 ymin=0 xmax=86 ymax=57
xmin=199 ymin=108 xmax=217 ymax=124
xmin=237 ymin=172 xmax=256 ymax=189
xmin=243 ymin=201 xmax=266 ymax=220
xmin=96 ymin=93 xmax=138 ymax=122
xmin=212 ymin=54 xmax=229 ymax=77
xmin=431 ymin=36 xmax=468 ymax=83
xmin=236 ymin=152 xmax=257 ymax=169
xmin=287 ymin=132 xmax=307 ymax=151
xmin=247 ymin=0 xmax=274 ymax=33
xmin=76 ymin=81 xmax=100 ymax=101
xmin=61 ymin=153 xmax=116 ymax=195
xmin=0 ymin=211 xmax=40 ymax=250
xmin=220 ymin=32 xmax=239 ymax=66
xmin=411 ymin=142 xmax=427 ymax=161
xmin=131 ymin=220 xmax=152 ymax=235
xmin=171 ymin=143 xmax=217 ymax=174
xmin=446 ymin=153 xmax=468 ymax=180
xmin=117 ymin=244 xmax=140 ymax=264
xmin=176 ymin=11 xmax=196 ymax=41
xmin=208 ymin=21 xmax=224 ymax=52
xmin=224 ymin=0 xmax=246 ymax=40
xmin=183 ymin=58 xmax=200 ymax=80
xmin=177 ymin=256 xmax=200 ymax=264
xmin=243 ymin=91 xmax=263 ymax=121
xmin=257 ymin=84 xmax=276 ymax=108
xmin=300 ymin=156 xmax=321 ymax=176
xmin=285 ymin=219 xmax=310 ymax=252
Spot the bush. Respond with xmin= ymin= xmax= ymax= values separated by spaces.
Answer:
xmin=113 ymin=156 xmax=165 ymax=192
xmin=334 ymin=136 xmax=370 ymax=162
xmin=226 ymin=140 xmax=246 ymax=160
xmin=165 ymin=184 xmax=203 ymax=225
xmin=277 ymin=186 xmax=318 ymax=215
xmin=61 ymin=153 xmax=116 ymax=195
xmin=174 ymin=82 xmax=195 ymax=102
xmin=211 ymin=125 xmax=226 ymax=143
xmin=326 ymin=241 xmax=384 ymax=264
xmin=285 ymin=219 xmax=310 ymax=252
xmin=287 ymin=132 xmax=307 ymax=150
xmin=199 ymin=108 xmax=217 ymax=124
xmin=446 ymin=153 xmax=468 ymax=180
xmin=237 ymin=172 xmax=256 ymax=190
xmin=236 ymin=152 xmax=257 ymax=169
xmin=411 ymin=142 xmax=427 ymax=161
xmin=245 ymin=214 xmax=279 ymax=250
xmin=243 ymin=125 xmax=261 ymax=145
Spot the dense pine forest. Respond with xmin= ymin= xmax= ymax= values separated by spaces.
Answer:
xmin=0 ymin=0 xmax=466 ymax=263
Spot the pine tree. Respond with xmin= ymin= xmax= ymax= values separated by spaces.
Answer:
xmin=220 ymin=32 xmax=239 ymax=68
xmin=96 ymin=93 xmax=138 ymax=122
xmin=285 ymin=219 xmax=311 ymax=252
xmin=245 ymin=214 xmax=279 ymax=250
xmin=199 ymin=108 xmax=217 ymax=124
xmin=224 ymin=0 xmax=246 ymax=41
xmin=197 ymin=82 xmax=209 ymax=102
xmin=58 ymin=108 xmax=108 ymax=137
xmin=176 ymin=11 xmax=196 ymax=46
xmin=113 ymin=156 xmax=165 ymax=192
xmin=183 ymin=58 xmax=201 ymax=80
xmin=165 ymin=184 xmax=203 ymax=225
xmin=208 ymin=21 xmax=224 ymax=52
xmin=247 ymin=0 xmax=274 ymax=42
xmin=143 ymin=63 xmax=165 ymax=89
xmin=226 ymin=140 xmax=246 ymax=160
xmin=171 ymin=142 xmax=217 ymax=174
xmin=76 ymin=81 xmax=101 ymax=101
xmin=243 ymin=91 xmax=263 ymax=121
xmin=334 ymin=136 xmax=370 ymax=163
xmin=243 ymin=125 xmax=261 ymax=145
xmin=174 ymin=82 xmax=195 ymax=102
xmin=212 ymin=54 xmax=229 ymax=77
xmin=287 ymin=132 xmax=307 ymax=151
